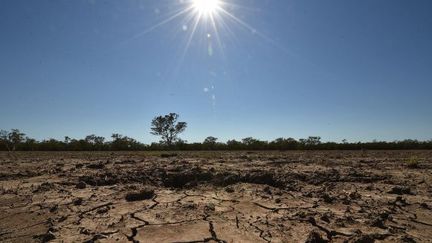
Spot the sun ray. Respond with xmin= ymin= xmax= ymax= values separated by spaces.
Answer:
xmin=121 ymin=0 xmax=293 ymax=67
xmin=121 ymin=5 xmax=195 ymax=45
xmin=209 ymin=13 xmax=226 ymax=59
xmin=218 ymin=7 xmax=294 ymax=56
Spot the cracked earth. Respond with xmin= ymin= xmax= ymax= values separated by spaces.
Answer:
xmin=0 ymin=150 xmax=431 ymax=242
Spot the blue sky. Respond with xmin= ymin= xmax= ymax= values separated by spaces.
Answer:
xmin=1 ymin=0 xmax=431 ymax=143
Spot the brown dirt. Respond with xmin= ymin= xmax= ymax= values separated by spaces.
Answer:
xmin=0 ymin=150 xmax=431 ymax=242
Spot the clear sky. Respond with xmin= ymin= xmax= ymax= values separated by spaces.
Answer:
xmin=1 ymin=0 xmax=431 ymax=143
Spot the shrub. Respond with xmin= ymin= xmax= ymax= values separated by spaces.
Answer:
xmin=406 ymin=156 xmax=420 ymax=168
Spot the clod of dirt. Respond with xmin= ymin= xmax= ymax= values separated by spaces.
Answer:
xmin=162 ymin=167 xmax=213 ymax=188
xmin=33 ymin=230 xmax=56 ymax=242
xmin=389 ymin=196 xmax=408 ymax=207
xmin=204 ymin=203 xmax=216 ymax=212
xmin=322 ymin=193 xmax=335 ymax=203
xmin=388 ymin=186 xmax=413 ymax=195
xmin=49 ymin=205 xmax=58 ymax=213
xmin=369 ymin=217 xmax=386 ymax=229
xmin=399 ymin=235 xmax=416 ymax=243
xmin=182 ymin=203 xmax=198 ymax=210
xmin=125 ymin=188 xmax=155 ymax=202
xmin=349 ymin=233 xmax=375 ymax=243
xmin=420 ymin=203 xmax=430 ymax=209
xmin=263 ymin=186 xmax=272 ymax=195
xmin=305 ymin=230 xmax=328 ymax=243
xmin=225 ymin=186 xmax=234 ymax=193
xmin=73 ymin=198 xmax=83 ymax=206
xmin=33 ymin=182 xmax=55 ymax=193
xmin=79 ymin=173 xmax=119 ymax=186
xmin=76 ymin=181 xmax=86 ymax=189
xmin=368 ymin=212 xmax=389 ymax=228
xmin=86 ymin=162 xmax=105 ymax=169
xmin=349 ymin=191 xmax=362 ymax=200
xmin=160 ymin=153 xmax=178 ymax=158
xmin=320 ymin=213 xmax=331 ymax=223
xmin=97 ymin=206 xmax=110 ymax=214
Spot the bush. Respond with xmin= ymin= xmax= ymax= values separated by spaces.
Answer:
xmin=406 ymin=156 xmax=420 ymax=168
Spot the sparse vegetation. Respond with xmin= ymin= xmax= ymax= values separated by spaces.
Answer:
xmin=406 ymin=156 xmax=420 ymax=168
xmin=0 ymin=127 xmax=431 ymax=151
xmin=0 ymin=129 xmax=25 ymax=152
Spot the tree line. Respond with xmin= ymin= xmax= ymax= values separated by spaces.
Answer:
xmin=1 ymin=129 xmax=431 ymax=151
xmin=1 ymin=113 xmax=431 ymax=151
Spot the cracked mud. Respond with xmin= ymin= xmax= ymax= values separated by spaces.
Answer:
xmin=0 ymin=150 xmax=431 ymax=242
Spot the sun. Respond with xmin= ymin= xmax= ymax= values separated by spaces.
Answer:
xmin=192 ymin=0 xmax=221 ymax=15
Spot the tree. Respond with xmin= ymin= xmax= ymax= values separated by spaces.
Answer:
xmin=270 ymin=137 xmax=298 ymax=150
xmin=226 ymin=139 xmax=242 ymax=150
xmin=306 ymin=136 xmax=321 ymax=146
xmin=150 ymin=113 xmax=187 ymax=147
xmin=203 ymin=136 xmax=218 ymax=150
xmin=0 ymin=129 xmax=25 ymax=152
xmin=85 ymin=134 xmax=105 ymax=150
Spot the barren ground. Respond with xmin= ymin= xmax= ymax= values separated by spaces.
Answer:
xmin=0 ymin=150 xmax=431 ymax=243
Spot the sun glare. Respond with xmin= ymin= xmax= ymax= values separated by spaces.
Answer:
xmin=192 ymin=0 xmax=221 ymax=15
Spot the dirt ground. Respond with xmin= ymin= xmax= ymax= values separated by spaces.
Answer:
xmin=0 ymin=150 xmax=431 ymax=243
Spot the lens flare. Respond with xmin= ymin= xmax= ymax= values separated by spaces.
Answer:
xmin=192 ymin=0 xmax=221 ymax=15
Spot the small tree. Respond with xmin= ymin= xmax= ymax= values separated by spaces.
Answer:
xmin=203 ymin=136 xmax=218 ymax=150
xmin=150 ymin=113 xmax=187 ymax=147
xmin=85 ymin=134 xmax=105 ymax=150
xmin=0 ymin=129 xmax=25 ymax=152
